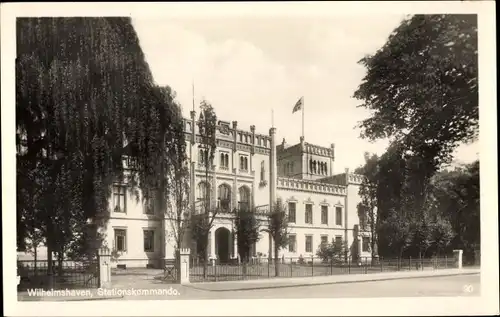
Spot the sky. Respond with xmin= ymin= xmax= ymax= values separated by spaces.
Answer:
xmin=132 ymin=15 xmax=479 ymax=174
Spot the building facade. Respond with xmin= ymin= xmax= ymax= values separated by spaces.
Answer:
xmin=104 ymin=112 xmax=373 ymax=268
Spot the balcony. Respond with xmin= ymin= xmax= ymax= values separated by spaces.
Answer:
xmin=217 ymin=199 xmax=232 ymax=214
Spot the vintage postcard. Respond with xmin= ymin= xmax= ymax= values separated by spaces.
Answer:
xmin=2 ymin=1 xmax=498 ymax=316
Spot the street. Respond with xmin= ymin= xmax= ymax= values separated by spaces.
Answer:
xmin=118 ymin=274 xmax=480 ymax=300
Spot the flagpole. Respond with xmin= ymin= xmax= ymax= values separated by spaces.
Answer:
xmin=272 ymin=109 xmax=274 ymax=128
xmin=302 ymin=97 xmax=304 ymax=140
xmin=192 ymin=81 xmax=195 ymax=112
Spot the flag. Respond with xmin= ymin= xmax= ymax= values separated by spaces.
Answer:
xmin=292 ymin=97 xmax=304 ymax=113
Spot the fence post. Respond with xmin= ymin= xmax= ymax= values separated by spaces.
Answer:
xmin=348 ymin=258 xmax=351 ymax=274
xmin=453 ymin=250 xmax=463 ymax=269
xmin=177 ymin=248 xmax=191 ymax=284
xmin=380 ymin=257 xmax=383 ymax=272
xmin=330 ymin=258 xmax=333 ymax=275
xmin=364 ymin=257 xmax=367 ymax=274
xmin=409 ymin=256 xmax=412 ymax=271
xmin=445 ymin=255 xmax=448 ymax=269
xmin=98 ymin=247 xmax=112 ymax=288
xmin=290 ymin=258 xmax=293 ymax=277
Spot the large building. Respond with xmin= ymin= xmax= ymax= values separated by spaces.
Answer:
xmin=104 ymin=111 xmax=373 ymax=268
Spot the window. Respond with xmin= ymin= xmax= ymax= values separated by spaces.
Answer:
xmin=197 ymin=182 xmax=210 ymax=209
xmin=305 ymin=235 xmax=313 ymax=253
xmin=239 ymin=155 xmax=249 ymax=171
xmin=359 ymin=206 xmax=367 ymax=230
xmin=218 ymin=184 xmax=231 ymax=212
xmin=220 ymin=152 xmax=229 ymax=169
xmin=335 ymin=236 xmax=343 ymax=249
xmin=288 ymin=234 xmax=296 ymax=252
xmin=113 ymin=185 xmax=126 ymax=213
xmin=245 ymin=135 xmax=248 ymax=143
xmin=320 ymin=235 xmax=328 ymax=245
xmin=238 ymin=186 xmax=250 ymax=210
xmin=144 ymin=196 xmax=155 ymax=215
xmin=288 ymin=202 xmax=296 ymax=223
xmin=321 ymin=205 xmax=328 ymax=224
xmin=362 ymin=237 xmax=370 ymax=252
xmin=114 ymin=229 xmax=127 ymax=252
xmin=260 ymin=161 xmax=266 ymax=182
xmin=335 ymin=207 xmax=342 ymax=226
xmin=305 ymin=204 xmax=313 ymax=224
xmin=143 ymin=230 xmax=155 ymax=252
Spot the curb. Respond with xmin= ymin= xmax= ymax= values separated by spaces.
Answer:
xmin=187 ymin=271 xmax=480 ymax=292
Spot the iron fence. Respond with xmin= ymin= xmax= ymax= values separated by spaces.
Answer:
xmin=188 ymin=255 xmax=455 ymax=283
xmin=17 ymin=259 xmax=99 ymax=290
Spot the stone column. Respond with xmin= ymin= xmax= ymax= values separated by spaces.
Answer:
xmin=211 ymin=164 xmax=217 ymax=209
xmin=98 ymin=247 xmax=112 ymax=288
xmin=191 ymin=162 xmax=196 ymax=212
xmin=453 ymin=249 xmax=463 ymax=269
xmin=344 ymin=168 xmax=350 ymax=262
xmin=269 ymin=128 xmax=277 ymax=210
xmin=358 ymin=236 xmax=362 ymax=261
xmin=209 ymin=229 xmax=216 ymax=261
xmin=268 ymin=232 xmax=273 ymax=262
xmin=176 ymin=248 xmax=191 ymax=284
xmin=233 ymin=232 xmax=239 ymax=261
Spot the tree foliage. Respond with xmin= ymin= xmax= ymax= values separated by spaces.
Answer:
xmin=354 ymin=14 xmax=478 ymax=168
xmin=316 ymin=239 xmax=348 ymax=262
xmin=16 ymin=18 xmax=183 ymax=267
xmin=235 ymin=207 xmax=261 ymax=263
xmin=192 ymin=101 xmax=218 ymax=277
xmin=356 ymin=152 xmax=380 ymax=259
xmin=267 ymin=198 xmax=290 ymax=276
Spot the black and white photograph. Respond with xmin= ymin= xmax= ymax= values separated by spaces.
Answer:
xmin=2 ymin=1 xmax=498 ymax=316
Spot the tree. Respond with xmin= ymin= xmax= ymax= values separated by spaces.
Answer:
xmin=429 ymin=217 xmax=454 ymax=256
xmin=267 ymin=198 xmax=291 ymax=276
xmin=235 ymin=207 xmax=261 ymax=265
xmin=378 ymin=210 xmax=413 ymax=258
xmin=16 ymin=18 xmax=172 ymax=277
xmin=192 ymin=100 xmax=218 ymax=278
xmin=428 ymin=160 xmax=479 ymax=259
xmin=356 ymin=152 xmax=380 ymax=261
xmin=316 ymin=239 xmax=348 ymax=263
xmin=354 ymin=14 xmax=478 ymax=170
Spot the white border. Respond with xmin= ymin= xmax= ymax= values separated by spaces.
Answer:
xmin=2 ymin=1 xmax=498 ymax=316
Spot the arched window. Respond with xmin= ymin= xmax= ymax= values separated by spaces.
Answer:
xmin=238 ymin=186 xmax=250 ymax=211
xmin=220 ymin=152 xmax=229 ymax=169
xmin=218 ymin=184 xmax=231 ymax=212
xmin=309 ymin=159 xmax=313 ymax=173
xmin=197 ymin=182 xmax=210 ymax=211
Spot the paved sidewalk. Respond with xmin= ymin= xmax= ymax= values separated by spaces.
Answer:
xmin=185 ymin=268 xmax=480 ymax=292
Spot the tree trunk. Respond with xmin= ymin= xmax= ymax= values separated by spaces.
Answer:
xmin=203 ymin=231 xmax=209 ymax=279
xmin=57 ymin=248 xmax=64 ymax=277
xmin=274 ymin=245 xmax=279 ymax=277
xmin=34 ymin=246 xmax=38 ymax=276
